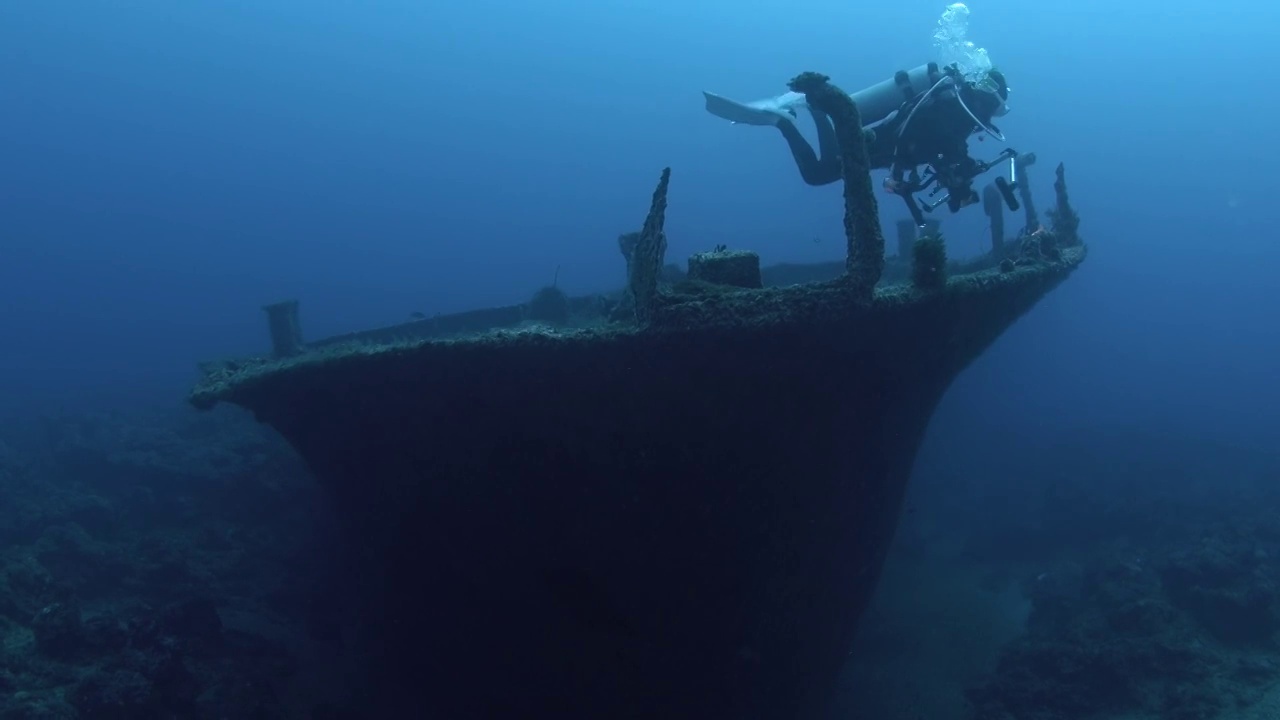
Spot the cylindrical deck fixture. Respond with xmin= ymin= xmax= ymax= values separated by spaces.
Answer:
xmin=688 ymin=249 xmax=762 ymax=288
xmin=921 ymin=218 xmax=941 ymax=239
xmin=1016 ymin=152 xmax=1040 ymax=233
xmin=983 ymin=182 xmax=1006 ymax=252
xmin=895 ymin=218 xmax=917 ymax=259
xmin=262 ymin=300 xmax=303 ymax=358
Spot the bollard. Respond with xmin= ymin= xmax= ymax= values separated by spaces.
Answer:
xmin=983 ymin=182 xmax=1006 ymax=252
xmin=1016 ymin=152 xmax=1040 ymax=234
xmin=895 ymin=218 xmax=917 ymax=259
xmin=262 ymin=300 xmax=303 ymax=358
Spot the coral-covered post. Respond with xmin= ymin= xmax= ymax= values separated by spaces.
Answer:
xmin=628 ymin=167 xmax=671 ymax=324
xmin=1049 ymin=162 xmax=1081 ymax=246
xmin=788 ymin=72 xmax=885 ymax=296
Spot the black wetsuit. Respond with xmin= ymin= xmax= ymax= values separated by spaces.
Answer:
xmin=777 ymin=82 xmax=996 ymax=187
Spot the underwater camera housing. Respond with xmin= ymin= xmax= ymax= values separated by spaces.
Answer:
xmin=895 ymin=147 xmax=1021 ymax=227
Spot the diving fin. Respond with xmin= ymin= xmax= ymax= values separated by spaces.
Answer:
xmin=702 ymin=90 xmax=807 ymax=126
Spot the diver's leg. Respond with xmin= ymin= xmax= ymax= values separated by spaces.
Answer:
xmin=806 ymin=109 xmax=843 ymax=185
xmin=809 ymin=108 xmax=842 ymax=174
xmin=776 ymin=119 xmax=827 ymax=186
xmin=776 ymin=112 xmax=842 ymax=186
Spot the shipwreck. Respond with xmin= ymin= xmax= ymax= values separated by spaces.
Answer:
xmin=191 ymin=74 xmax=1086 ymax=719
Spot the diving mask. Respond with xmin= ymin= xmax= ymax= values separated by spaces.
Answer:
xmin=974 ymin=70 xmax=1010 ymax=116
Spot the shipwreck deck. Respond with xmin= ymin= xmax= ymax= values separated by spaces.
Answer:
xmin=193 ymin=245 xmax=1079 ymax=410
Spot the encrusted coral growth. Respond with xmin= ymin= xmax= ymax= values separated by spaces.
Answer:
xmin=1047 ymin=162 xmax=1081 ymax=247
xmin=617 ymin=232 xmax=640 ymax=276
xmin=787 ymin=72 xmax=885 ymax=296
xmin=627 ymin=168 xmax=671 ymax=325
xmin=911 ymin=234 xmax=948 ymax=290
xmin=525 ymin=285 xmax=569 ymax=324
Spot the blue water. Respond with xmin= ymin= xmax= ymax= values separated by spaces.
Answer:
xmin=1 ymin=0 xmax=1276 ymax=441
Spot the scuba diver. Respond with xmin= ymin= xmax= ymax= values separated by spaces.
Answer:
xmin=704 ymin=62 xmax=1021 ymax=226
